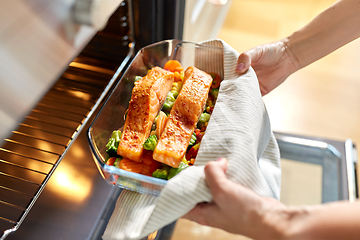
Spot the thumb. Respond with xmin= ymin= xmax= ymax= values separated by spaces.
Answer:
xmin=236 ymin=47 xmax=264 ymax=74
xmin=204 ymin=158 xmax=229 ymax=199
xmin=236 ymin=52 xmax=251 ymax=74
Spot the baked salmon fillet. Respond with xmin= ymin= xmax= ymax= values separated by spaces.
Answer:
xmin=117 ymin=67 xmax=174 ymax=162
xmin=153 ymin=67 xmax=212 ymax=167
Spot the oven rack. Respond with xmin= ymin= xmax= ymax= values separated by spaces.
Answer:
xmin=0 ymin=1 xmax=134 ymax=239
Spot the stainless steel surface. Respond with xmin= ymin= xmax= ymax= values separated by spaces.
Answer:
xmin=72 ymin=0 xmax=124 ymax=30
xmin=345 ymin=139 xmax=358 ymax=202
xmin=0 ymin=1 xmax=134 ymax=238
xmin=275 ymin=132 xmax=358 ymax=202
xmin=1 ymin=117 xmax=173 ymax=240
xmin=2 ymin=124 xmax=123 ymax=240
xmin=0 ymin=0 xmax=124 ymax=145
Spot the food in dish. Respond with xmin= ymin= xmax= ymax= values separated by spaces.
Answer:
xmin=153 ymin=67 xmax=213 ymax=168
xmin=104 ymin=60 xmax=222 ymax=180
xmin=117 ymin=67 xmax=174 ymax=162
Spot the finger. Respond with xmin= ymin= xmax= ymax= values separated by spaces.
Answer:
xmin=236 ymin=52 xmax=251 ymax=74
xmin=204 ymin=158 xmax=229 ymax=202
xmin=182 ymin=202 xmax=219 ymax=226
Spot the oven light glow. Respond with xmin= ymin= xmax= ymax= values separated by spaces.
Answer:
xmin=56 ymin=172 xmax=72 ymax=187
xmin=69 ymin=62 xmax=115 ymax=75
xmin=68 ymin=90 xmax=92 ymax=101
xmin=47 ymin=163 xmax=92 ymax=203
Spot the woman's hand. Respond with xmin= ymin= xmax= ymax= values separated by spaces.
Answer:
xmin=183 ymin=158 xmax=287 ymax=240
xmin=235 ymin=40 xmax=299 ymax=96
xmin=235 ymin=0 xmax=360 ymax=97
xmin=183 ymin=158 xmax=360 ymax=240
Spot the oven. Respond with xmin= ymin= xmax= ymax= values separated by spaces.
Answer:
xmin=0 ymin=0 xmax=184 ymax=239
xmin=0 ymin=0 xmax=357 ymax=239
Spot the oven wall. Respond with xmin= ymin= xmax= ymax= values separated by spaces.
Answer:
xmin=132 ymin=0 xmax=185 ymax=50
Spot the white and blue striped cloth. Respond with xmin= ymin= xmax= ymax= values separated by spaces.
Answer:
xmin=103 ymin=39 xmax=281 ymax=240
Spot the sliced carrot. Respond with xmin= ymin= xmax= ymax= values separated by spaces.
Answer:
xmin=119 ymin=158 xmax=143 ymax=173
xmin=142 ymin=154 xmax=155 ymax=166
xmin=164 ymin=60 xmax=184 ymax=73
xmin=149 ymin=161 xmax=163 ymax=174
xmin=210 ymin=72 xmax=222 ymax=89
xmin=156 ymin=111 xmax=168 ymax=139
xmin=141 ymin=149 xmax=153 ymax=159
xmin=140 ymin=165 xmax=151 ymax=175
xmin=106 ymin=157 xmax=116 ymax=166
xmin=138 ymin=150 xmax=163 ymax=174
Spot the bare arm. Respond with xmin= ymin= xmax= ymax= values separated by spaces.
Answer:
xmin=236 ymin=0 xmax=360 ymax=95
xmin=287 ymin=0 xmax=360 ymax=69
xmin=283 ymin=200 xmax=360 ymax=240
xmin=183 ymin=159 xmax=360 ymax=240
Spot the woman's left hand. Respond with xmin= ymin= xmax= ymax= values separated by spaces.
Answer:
xmin=183 ymin=158 xmax=287 ymax=239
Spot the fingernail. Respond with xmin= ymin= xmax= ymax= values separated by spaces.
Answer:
xmin=236 ymin=63 xmax=245 ymax=72
xmin=216 ymin=157 xmax=225 ymax=161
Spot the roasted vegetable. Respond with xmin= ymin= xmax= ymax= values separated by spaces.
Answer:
xmin=210 ymin=72 xmax=221 ymax=89
xmin=210 ymin=88 xmax=219 ymax=99
xmin=105 ymin=130 xmax=122 ymax=157
xmin=143 ymin=135 xmax=158 ymax=151
xmin=199 ymin=112 xmax=211 ymax=123
xmin=186 ymin=143 xmax=200 ymax=160
xmin=134 ymin=76 xmax=143 ymax=82
xmin=119 ymin=158 xmax=143 ymax=173
xmin=162 ymin=91 xmax=177 ymax=111
xmin=152 ymin=161 xmax=188 ymax=180
xmin=152 ymin=165 xmax=171 ymax=179
xmin=164 ymin=60 xmax=183 ymax=73
xmin=188 ymin=132 xmax=197 ymax=147
xmin=162 ymin=81 xmax=183 ymax=111
xmin=168 ymin=161 xmax=189 ymax=180
xmin=173 ymin=71 xmax=184 ymax=82
xmin=106 ymin=156 xmax=117 ymax=166
xmin=141 ymin=152 xmax=163 ymax=175
xmin=113 ymin=157 xmax=123 ymax=168
xmin=171 ymin=82 xmax=183 ymax=98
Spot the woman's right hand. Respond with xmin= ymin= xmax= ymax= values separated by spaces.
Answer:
xmin=235 ymin=39 xmax=300 ymax=96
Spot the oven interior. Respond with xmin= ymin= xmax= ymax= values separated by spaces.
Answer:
xmin=0 ymin=1 xmax=135 ymax=238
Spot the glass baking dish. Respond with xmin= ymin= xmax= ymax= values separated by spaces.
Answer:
xmin=87 ymin=39 xmax=224 ymax=196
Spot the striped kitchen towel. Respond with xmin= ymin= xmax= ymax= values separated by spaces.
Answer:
xmin=102 ymin=39 xmax=281 ymax=240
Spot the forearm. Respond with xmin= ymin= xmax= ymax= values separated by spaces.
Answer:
xmin=285 ymin=0 xmax=360 ymax=70
xmin=263 ymin=200 xmax=360 ymax=240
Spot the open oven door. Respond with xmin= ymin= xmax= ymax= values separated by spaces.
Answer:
xmin=275 ymin=132 xmax=358 ymax=205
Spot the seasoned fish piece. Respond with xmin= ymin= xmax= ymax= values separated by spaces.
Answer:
xmin=117 ymin=67 xmax=174 ymax=162
xmin=153 ymin=67 xmax=212 ymax=167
